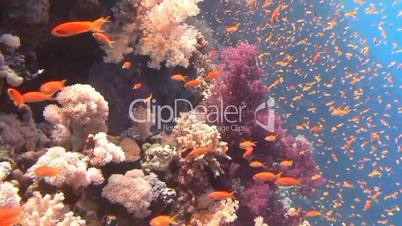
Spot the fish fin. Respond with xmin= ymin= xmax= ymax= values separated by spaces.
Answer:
xmin=92 ymin=16 xmax=111 ymax=32
xmin=276 ymin=172 xmax=283 ymax=178
xmin=229 ymin=191 xmax=236 ymax=198
xmin=61 ymin=79 xmax=67 ymax=87
xmin=170 ymin=214 xmax=179 ymax=225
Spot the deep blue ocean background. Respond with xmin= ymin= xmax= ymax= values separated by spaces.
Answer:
xmin=199 ymin=0 xmax=401 ymax=225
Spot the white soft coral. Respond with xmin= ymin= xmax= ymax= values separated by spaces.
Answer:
xmin=137 ymin=0 xmax=203 ymax=69
xmin=27 ymin=146 xmax=104 ymax=190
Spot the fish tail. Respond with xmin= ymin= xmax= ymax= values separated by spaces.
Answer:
xmin=170 ymin=214 xmax=179 ymax=225
xmin=92 ymin=16 xmax=111 ymax=32
xmin=229 ymin=191 xmax=236 ymax=198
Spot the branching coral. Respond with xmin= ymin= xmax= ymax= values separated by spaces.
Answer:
xmin=43 ymin=84 xmax=109 ymax=151
xmin=84 ymin=132 xmax=125 ymax=167
xmin=137 ymin=0 xmax=204 ymax=69
xmin=27 ymin=146 xmax=104 ymax=190
xmin=0 ymin=33 xmax=24 ymax=86
xmin=0 ymin=105 xmax=49 ymax=152
xmin=21 ymin=192 xmax=86 ymax=226
xmin=101 ymin=169 xmax=153 ymax=218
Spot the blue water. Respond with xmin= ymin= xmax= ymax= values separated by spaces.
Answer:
xmin=200 ymin=0 xmax=401 ymax=225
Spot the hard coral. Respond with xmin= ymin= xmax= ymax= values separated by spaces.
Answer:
xmin=141 ymin=143 xmax=176 ymax=172
xmin=43 ymin=84 xmax=109 ymax=151
xmin=27 ymin=146 xmax=104 ymax=190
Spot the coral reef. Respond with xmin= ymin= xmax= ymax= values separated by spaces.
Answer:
xmin=43 ymin=84 xmax=109 ymax=151
xmin=204 ymin=42 xmax=267 ymax=144
xmin=141 ymin=143 xmax=176 ymax=172
xmin=102 ymin=169 xmax=153 ymax=218
xmin=242 ymin=183 xmax=271 ymax=216
xmin=0 ymin=161 xmax=12 ymax=181
xmin=21 ymin=192 xmax=86 ymax=226
xmin=0 ymin=33 xmax=24 ymax=86
xmin=0 ymin=181 xmax=21 ymax=208
xmin=84 ymin=132 xmax=125 ymax=167
xmin=27 ymin=146 xmax=104 ymax=190
xmin=0 ymin=105 xmax=49 ymax=152
xmin=190 ymin=198 xmax=239 ymax=225
xmin=137 ymin=0 xmax=204 ymax=69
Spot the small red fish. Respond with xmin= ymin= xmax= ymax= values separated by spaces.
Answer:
xmin=239 ymin=140 xmax=257 ymax=150
xmin=242 ymin=146 xmax=254 ymax=159
xmin=275 ymin=177 xmax=301 ymax=186
xmin=305 ymin=210 xmax=321 ymax=217
xmin=22 ymin=92 xmax=53 ymax=103
xmin=0 ymin=207 xmax=20 ymax=226
xmin=92 ymin=32 xmax=115 ymax=47
xmin=51 ymin=17 xmax=110 ymax=37
xmin=170 ymin=74 xmax=187 ymax=82
xmin=184 ymin=79 xmax=202 ymax=88
xmin=205 ymin=69 xmax=220 ymax=80
xmin=253 ymin=171 xmax=282 ymax=182
xmin=40 ymin=80 xmax=66 ymax=95
xmin=7 ymin=88 xmax=24 ymax=107
xmin=249 ymin=160 xmax=265 ymax=168
xmin=133 ymin=82 xmax=142 ymax=90
xmin=122 ymin=61 xmax=132 ymax=69
xmin=363 ymin=200 xmax=371 ymax=211
xmin=187 ymin=146 xmax=213 ymax=158
xmin=208 ymin=191 xmax=235 ymax=200
xmin=34 ymin=166 xmax=59 ymax=177
xmin=149 ymin=215 xmax=177 ymax=226
xmin=279 ymin=160 xmax=293 ymax=168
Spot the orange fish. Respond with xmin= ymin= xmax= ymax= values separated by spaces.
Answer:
xmin=310 ymin=125 xmax=323 ymax=134
xmin=208 ymin=191 xmax=235 ymax=200
xmin=149 ymin=215 xmax=177 ymax=226
xmin=305 ymin=210 xmax=321 ymax=217
xmin=249 ymin=161 xmax=265 ymax=168
xmin=133 ymin=82 xmax=142 ymax=90
xmin=187 ymin=146 xmax=213 ymax=158
xmin=22 ymin=92 xmax=53 ymax=103
xmin=253 ymin=171 xmax=282 ymax=182
xmin=242 ymin=146 xmax=254 ymax=159
xmin=122 ymin=61 xmax=132 ymax=69
xmin=205 ymin=69 xmax=220 ymax=80
xmin=51 ymin=16 xmax=110 ymax=37
xmin=144 ymin=93 xmax=153 ymax=103
xmin=280 ymin=160 xmax=293 ymax=168
xmin=310 ymin=173 xmax=322 ymax=180
xmin=184 ymin=79 xmax=202 ymax=88
xmin=264 ymin=134 xmax=277 ymax=142
xmin=363 ymin=200 xmax=371 ymax=211
xmin=275 ymin=177 xmax=301 ymax=186
xmin=0 ymin=207 xmax=20 ymax=226
xmin=208 ymin=49 xmax=217 ymax=58
xmin=7 ymin=88 xmax=24 ymax=107
xmin=239 ymin=140 xmax=257 ymax=150
xmin=40 ymin=80 xmax=66 ymax=95
xmin=170 ymin=74 xmax=187 ymax=82
xmin=34 ymin=166 xmax=59 ymax=177
xmin=312 ymin=52 xmax=322 ymax=64
xmin=226 ymin=23 xmax=240 ymax=33
xmin=92 ymin=32 xmax=115 ymax=47
xmin=271 ymin=5 xmax=281 ymax=23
